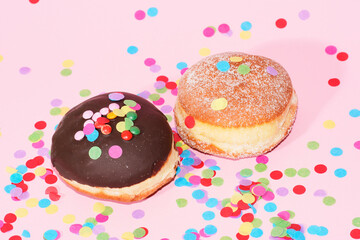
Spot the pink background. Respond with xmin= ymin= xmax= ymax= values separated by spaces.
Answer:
xmin=1 ymin=0 xmax=360 ymax=239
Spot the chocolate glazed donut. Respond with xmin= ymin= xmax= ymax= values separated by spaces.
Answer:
xmin=51 ymin=92 xmax=179 ymax=202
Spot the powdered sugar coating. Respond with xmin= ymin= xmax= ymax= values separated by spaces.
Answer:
xmin=178 ymin=52 xmax=294 ymax=127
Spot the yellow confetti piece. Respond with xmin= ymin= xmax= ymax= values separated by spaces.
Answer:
xmin=63 ymin=214 xmax=76 ymax=224
xmin=121 ymin=232 xmax=134 ymax=240
xmin=184 ymin=173 xmax=194 ymax=181
xmin=230 ymin=56 xmax=243 ymax=62
xmin=34 ymin=166 xmax=47 ymax=176
xmin=6 ymin=166 xmax=17 ymax=174
xmin=121 ymin=106 xmax=135 ymax=115
xmin=46 ymin=204 xmax=58 ymax=214
xmin=238 ymin=222 xmax=254 ymax=235
xmin=240 ymin=31 xmax=251 ymax=40
xmin=116 ymin=121 xmax=126 ymax=133
xmin=230 ymin=192 xmax=243 ymax=204
xmin=93 ymin=202 xmax=106 ymax=213
xmin=107 ymin=112 xmax=117 ymax=119
xmin=176 ymin=78 xmax=181 ymax=85
xmin=181 ymin=144 xmax=190 ymax=150
xmin=79 ymin=226 xmax=93 ymax=237
xmin=26 ymin=198 xmax=39 ymax=208
xmin=199 ymin=47 xmax=211 ymax=57
xmin=0 ymin=55 xmax=3 ymax=62
xmin=113 ymin=108 xmax=125 ymax=117
xmin=242 ymin=192 xmax=256 ymax=204
xmin=60 ymin=106 xmax=70 ymax=115
xmin=211 ymin=98 xmax=228 ymax=111
xmin=323 ymin=120 xmax=335 ymax=129
xmin=15 ymin=208 xmax=28 ymax=218
xmin=62 ymin=59 xmax=74 ymax=68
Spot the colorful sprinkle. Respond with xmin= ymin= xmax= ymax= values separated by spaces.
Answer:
xmin=211 ymin=98 xmax=228 ymax=111
xmin=237 ymin=64 xmax=250 ymax=75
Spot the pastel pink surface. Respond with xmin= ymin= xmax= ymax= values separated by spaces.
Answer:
xmin=0 ymin=1 xmax=360 ymax=239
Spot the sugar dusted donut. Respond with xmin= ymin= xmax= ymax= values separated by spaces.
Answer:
xmin=174 ymin=52 xmax=298 ymax=159
xmin=51 ymin=92 xmax=179 ymax=202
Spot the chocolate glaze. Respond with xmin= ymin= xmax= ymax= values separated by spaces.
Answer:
xmin=51 ymin=92 xmax=173 ymax=188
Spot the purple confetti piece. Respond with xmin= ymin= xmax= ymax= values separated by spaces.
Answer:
xmin=204 ymin=159 xmax=217 ymax=167
xmin=92 ymin=224 xmax=105 ymax=234
xmin=132 ymin=209 xmax=145 ymax=219
xmin=14 ymin=150 xmax=26 ymax=158
xmin=19 ymin=67 xmax=31 ymax=75
xmin=150 ymin=64 xmax=161 ymax=73
xmin=266 ymin=66 xmax=278 ymax=76
xmin=276 ymin=187 xmax=289 ymax=197
xmin=314 ymin=189 xmax=327 ymax=197
xmin=138 ymin=90 xmax=151 ymax=99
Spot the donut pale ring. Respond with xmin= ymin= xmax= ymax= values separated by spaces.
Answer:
xmin=174 ymin=52 xmax=298 ymax=159
xmin=51 ymin=92 xmax=179 ymax=202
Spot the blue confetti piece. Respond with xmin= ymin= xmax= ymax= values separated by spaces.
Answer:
xmin=250 ymin=228 xmax=263 ymax=238
xmin=241 ymin=21 xmax=252 ymax=31
xmin=330 ymin=147 xmax=343 ymax=156
xmin=176 ymin=62 xmax=188 ymax=70
xmin=127 ymin=46 xmax=138 ymax=54
xmin=248 ymin=203 xmax=257 ymax=214
xmin=185 ymin=228 xmax=198 ymax=234
xmin=182 ymin=158 xmax=194 ymax=166
xmin=317 ymin=226 xmax=329 ymax=236
xmin=183 ymin=232 xmax=197 ymax=240
xmin=192 ymin=189 xmax=205 ymax=199
xmin=209 ymin=166 xmax=220 ymax=171
xmin=10 ymin=173 xmax=23 ymax=184
xmin=147 ymin=7 xmax=158 ymax=17
xmin=180 ymin=149 xmax=191 ymax=158
xmin=204 ymin=224 xmax=217 ymax=235
xmin=38 ymin=198 xmax=51 ymax=208
xmin=349 ymin=109 xmax=360 ymax=117
xmin=86 ymin=129 xmax=99 ymax=142
xmin=83 ymin=222 xmax=95 ymax=229
xmin=202 ymin=211 xmax=215 ymax=221
xmin=307 ymin=225 xmax=320 ymax=234
xmin=4 ymin=184 xmax=16 ymax=194
xmin=334 ymin=168 xmax=347 ymax=178
xmin=206 ymin=198 xmax=219 ymax=208
xmin=264 ymin=202 xmax=277 ymax=212
xmin=22 ymin=230 xmax=31 ymax=238
xmin=175 ymin=177 xmax=192 ymax=187
xmin=43 ymin=229 xmax=58 ymax=240
xmin=216 ymin=61 xmax=230 ymax=72
xmin=16 ymin=165 xmax=28 ymax=174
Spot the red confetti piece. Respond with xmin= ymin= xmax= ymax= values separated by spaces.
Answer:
xmin=23 ymin=172 xmax=35 ymax=181
xmin=4 ymin=213 xmax=17 ymax=223
xmin=270 ymin=170 xmax=283 ymax=180
xmin=29 ymin=0 xmax=39 ymax=3
xmin=16 ymin=182 xmax=28 ymax=192
xmin=231 ymin=208 xmax=242 ymax=217
xmin=173 ymin=131 xmax=181 ymax=142
xmin=97 ymin=117 xmax=110 ymax=124
xmin=236 ymin=233 xmax=250 ymax=240
xmin=237 ymin=200 xmax=250 ymax=210
xmin=49 ymin=192 xmax=61 ymax=201
xmin=45 ymin=174 xmax=58 ymax=184
xmin=314 ymin=164 xmax=327 ymax=174
xmin=25 ymin=159 xmax=37 ymax=169
xmin=200 ymin=178 xmax=212 ymax=187
xmin=351 ymin=229 xmax=360 ymax=239
xmin=220 ymin=207 xmax=233 ymax=217
xmin=165 ymin=82 xmax=177 ymax=90
xmin=192 ymin=161 xmax=204 ymax=169
xmin=0 ymin=223 xmax=13 ymax=233
xmin=9 ymin=235 xmax=22 ymax=240
xmin=293 ymin=185 xmax=306 ymax=195
xmin=337 ymin=52 xmax=348 ymax=61
xmin=156 ymin=75 xmax=169 ymax=82
xmin=121 ymin=130 xmax=133 ymax=141
xmin=184 ymin=116 xmax=195 ymax=128
xmin=275 ymin=18 xmax=287 ymax=28
xmin=241 ymin=213 xmax=254 ymax=222
xmin=101 ymin=124 xmax=112 ymax=135
xmin=34 ymin=121 xmax=47 ymax=130
xmin=176 ymin=147 xmax=183 ymax=155
xmin=45 ymin=186 xmax=58 ymax=194
xmin=34 ymin=156 xmax=45 ymax=165
xmin=328 ymin=78 xmax=340 ymax=87
xmin=289 ymin=224 xmax=301 ymax=231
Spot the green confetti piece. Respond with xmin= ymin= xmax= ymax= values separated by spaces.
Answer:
xmin=252 ymin=218 xmax=263 ymax=228
xmin=97 ymin=232 xmax=109 ymax=240
xmin=126 ymin=111 xmax=137 ymax=121
xmin=307 ymin=141 xmax=319 ymax=150
xmin=284 ymin=168 xmax=297 ymax=177
xmin=50 ymin=107 xmax=61 ymax=116
xmin=287 ymin=210 xmax=295 ymax=219
xmin=211 ymin=177 xmax=224 ymax=186
xmin=85 ymin=217 xmax=97 ymax=225
xmin=175 ymin=142 xmax=183 ymax=147
xmin=176 ymin=198 xmax=188 ymax=208
xmin=148 ymin=93 xmax=160 ymax=101
xmin=237 ymin=64 xmax=250 ymax=75
xmin=130 ymin=126 xmax=140 ymax=135
xmin=80 ymin=89 xmax=91 ymax=97
xmin=276 ymin=220 xmax=291 ymax=228
xmin=353 ymin=217 xmax=360 ymax=227
xmin=220 ymin=237 xmax=232 ymax=240
xmin=271 ymin=226 xmax=285 ymax=237
xmin=156 ymin=87 xmax=168 ymax=94
xmin=124 ymin=118 xmax=134 ymax=130
xmin=221 ymin=198 xmax=231 ymax=207
xmin=239 ymin=168 xmax=253 ymax=178
xmin=133 ymin=228 xmax=146 ymax=238
xmin=270 ymin=217 xmax=283 ymax=224
xmin=257 ymin=177 xmax=269 ymax=185
xmin=89 ymin=146 xmax=102 ymax=160
xmin=202 ymin=169 xmax=215 ymax=178
xmin=60 ymin=68 xmax=72 ymax=76
xmin=28 ymin=130 xmax=44 ymax=143
xmin=124 ymin=99 xmax=137 ymax=107
xmin=165 ymin=114 xmax=172 ymax=122
xmin=255 ymin=163 xmax=267 ymax=172
xmin=298 ymin=168 xmax=311 ymax=177
xmin=323 ymin=196 xmax=336 ymax=206
xmin=101 ymin=206 xmax=113 ymax=216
